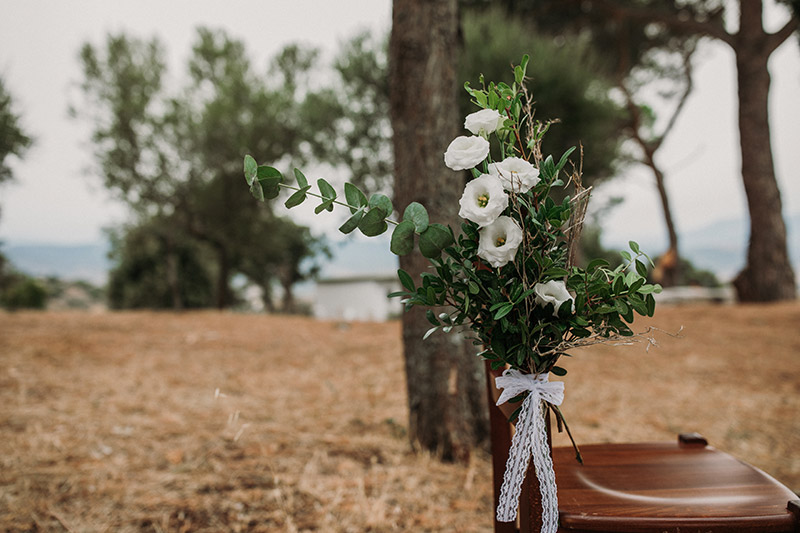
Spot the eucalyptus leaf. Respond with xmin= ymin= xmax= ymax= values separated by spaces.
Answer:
xmin=317 ymin=178 xmax=337 ymax=201
xmin=358 ymin=207 xmax=388 ymax=237
xmin=338 ymin=208 xmax=365 ymax=234
xmin=243 ymin=155 xmax=257 ymax=184
xmin=293 ymin=168 xmax=308 ymax=188
xmin=418 ymin=224 xmax=453 ymax=259
xmin=344 ymin=182 xmax=367 ymax=214
xmin=368 ymin=193 xmax=393 ymax=216
xmin=284 ymin=186 xmax=311 ymax=209
xmin=390 ymin=220 xmax=415 ymax=256
xmin=403 ymin=202 xmax=429 ymax=233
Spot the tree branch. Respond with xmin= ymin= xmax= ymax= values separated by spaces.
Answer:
xmin=766 ymin=16 xmax=800 ymax=55
xmin=590 ymin=0 xmax=734 ymax=46
xmin=656 ymin=47 xmax=695 ymax=151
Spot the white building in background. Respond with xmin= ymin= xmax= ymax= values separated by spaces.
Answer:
xmin=313 ymin=275 xmax=402 ymax=322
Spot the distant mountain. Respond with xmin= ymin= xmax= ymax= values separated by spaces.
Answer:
xmin=2 ymin=242 xmax=110 ymax=285
xmin=2 ymin=213 xmax=797 ymax=288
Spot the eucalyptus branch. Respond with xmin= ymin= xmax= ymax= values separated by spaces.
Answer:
xmin=280 ymin=182 xmax=400 ymax=226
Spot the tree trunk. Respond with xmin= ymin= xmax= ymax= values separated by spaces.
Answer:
xmin=389 ymin=0 xmax=488 ymax=461
xmin=645 ymin=147 xmax=680 ymax=287
xmin=732 ymin=1 xmax=796 ymax=301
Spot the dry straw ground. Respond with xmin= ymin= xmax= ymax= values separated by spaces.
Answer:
xmin=1 ymin=303 xmax=798 ymax=532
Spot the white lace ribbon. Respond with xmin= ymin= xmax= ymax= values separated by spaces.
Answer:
xmin=494 ymin=369 xmax=564 ymax=530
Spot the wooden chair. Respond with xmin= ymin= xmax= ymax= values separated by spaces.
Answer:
xmin=485 ymin=363 xmax=800 ymax=533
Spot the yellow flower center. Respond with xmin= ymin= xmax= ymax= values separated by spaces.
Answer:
xmin=495 ymin=236 xmax=506 ymax=247
xmin=477 ymin=193 xmax=489 ymax=208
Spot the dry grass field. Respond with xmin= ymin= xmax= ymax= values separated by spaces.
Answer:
xmin=1 ymin=303 xmax=798 ymax=532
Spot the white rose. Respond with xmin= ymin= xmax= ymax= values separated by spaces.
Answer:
xmin=444 ymin=135 xmax=490 ymax=171
xmin=464 ymin=108 xmax=505 ymax=136
xmin=458 ymin=174 xmax=509 ymax=227
xmin=533 ymin=280 xmax=575 ymax=316
xmin=488 ymin=157 xmax=540 ymax=193
xmin=477 ymin=216 xmax=523 ymax=268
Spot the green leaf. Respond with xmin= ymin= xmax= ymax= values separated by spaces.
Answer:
xmin=635 ymin=259 xmax=648 ymax=278
xmin=249 ymin=180 xmax=264 ymax=201
xmin=551 ymin=366 xmax=567 ymax=377
xmin=426 ymin=309 xmax=440 ymax=326
xmin=493 ymin=302 xmax=514 ymax=320
xmin=254 ymin=166 xmax=283 ymax=200
xmin=645 ymin=293 xmax=656 ymax=316
xmin=403 ymin=202 xmax=429 ymax=233
xmin=293 ymin=168 xmax=308 ymax=188
xmin=257 ymin=165 xmax=282 ymax=180
xmin=244 ymin=155 xmax=258 ymax=184
xmin=317 ymin=178 xmax=337 ymax=201
xmin=368 ymin=193 xmax=393 ymax=216
xmin=314 ymin=200 xmax=334 ymax=214
xmin=284 ymin=186 xmax=311 ymax=208
xmin=423 ymin=327 xmax=440 ymax=340
xmin=514 ymin=65 xmax=524 ymax=84
xmin=338 ymin=208 xmax=365 ymax=234
xmin=629 ymin=241 xmax=641 ymax=254
xmin=397 ymin=269 xmax=415 ymax=292
xmin=587 ymin=258 xmax=610 ymax=272
xmin=344 ymin=182 xmax=367 ymax=214
xmin=519 ymin=54 xmax=529 ymax=78
xmin=556 ymin=146 xmax=576 ymax=172
xmin=628 ymin=277 xmax=645 ymax=294
xmin=418 ymin=224 xmax=453 ymax=259
xmin=358 ymin=207 xmax=388 ymax=236
xmin=390 ymin=220 xmax=415 ymax=256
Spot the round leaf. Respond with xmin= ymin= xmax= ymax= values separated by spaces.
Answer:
xmin=390 ymin=220 xmax=415 ymax=256
xmin=345 ymin=183 xmax=368 ymax=214
xmin=418 ymin=224 xmax=453 ymax=258
xmin=403 ymin=202 xmax=429 ymax=233
xmin=358 ymin=207 xmax=388 ymax=237
xmin=368 ymin=193 xmax=393 ymax=216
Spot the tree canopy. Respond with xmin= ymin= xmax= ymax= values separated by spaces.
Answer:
xmin=0 ymin=76 xmax=33 ymax=195
xmin=74 ymin=29 xmax=327 ymax=309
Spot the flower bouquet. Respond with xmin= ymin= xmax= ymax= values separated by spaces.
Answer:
xmin=243 ymin=55 xmax=661 ymax=531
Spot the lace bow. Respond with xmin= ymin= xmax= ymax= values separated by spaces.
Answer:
xmin=494 ymin=368 xmax=564 ymax=531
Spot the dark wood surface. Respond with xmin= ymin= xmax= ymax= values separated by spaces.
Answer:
xmin=553 ymin=441 xmax=798 ymax=532
xmin=486 ymin=364 xmax=798 ymax=533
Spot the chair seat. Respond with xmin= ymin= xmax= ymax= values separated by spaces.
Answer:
xmin=553 ymin=441 xmax=798 ymax=533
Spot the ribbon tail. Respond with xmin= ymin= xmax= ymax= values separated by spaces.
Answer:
xmin=530 ymin=401 xmax=559 ymax=533
xmin=495 ymin=396 xmax=560 ymax=533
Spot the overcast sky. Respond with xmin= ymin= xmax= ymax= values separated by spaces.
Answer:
xmin=0 ymin=0 xmax=798 ymax=252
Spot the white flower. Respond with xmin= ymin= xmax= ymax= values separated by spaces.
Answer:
xmin=444 ymin=135 xmax=490 ymax=171
xmin=533 ymin=280 xmax=575 ymax=316
xmin=488 ymin=157 xmax=540 ymax=193
xmin=458 ymin=174 xmax=509 ymax=227
xmin=478 ymin=216 xmax=523 ymax=268
xmin=464 ymin=108 xmax=505 ymax=136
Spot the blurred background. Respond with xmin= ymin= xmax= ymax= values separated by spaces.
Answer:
xmin=1 ymin=2 xmax=799 ymax=531
xmin=0 ymin=0 xmax=797 ymax=312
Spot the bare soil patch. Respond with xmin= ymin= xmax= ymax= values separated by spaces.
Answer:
xmin=1 ymin=303 xmax=798 ymax=531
